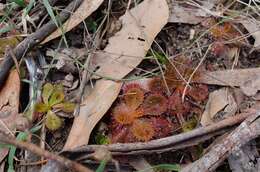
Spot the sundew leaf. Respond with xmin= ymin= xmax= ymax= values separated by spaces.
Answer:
xmin=48 ymin=89 xmax=65 ymax=107
xmin=52 ymin=102 xmax=75 ymax=113
xmin=45 ymin=111 xmax=63 ymax=131
xmin=124 ymin=87 xmax=144 ymax=110
xmin=35 ymin=103 xmax=50 ymax=113
xmin=42 ymin=83 xmax=54 ymax=104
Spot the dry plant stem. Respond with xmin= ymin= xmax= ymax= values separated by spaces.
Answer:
xmin=7 ymin=46 xmax=21 ymax=76
xmin=74 ymin=0 xmax=111 ymax=116
xmin=65 ymin=111 xmax=252 ymax=154
xmin=0 ymin=0 xmax=83 ymax=88
xmin=74 ymin=34 xmax=102 ymax=116
xmin=181 ymin=44 xmax=211 ymax=102
xmin=181 ymin=111 xmax=260 ymax=172
xmin=0 ymin=133 xmax=93 ymax=172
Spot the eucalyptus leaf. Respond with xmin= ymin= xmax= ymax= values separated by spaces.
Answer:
xmin=48 ymin=90 xmax=65 ymax=107
xmin=53 ymin=102 xmax=75 ymax=113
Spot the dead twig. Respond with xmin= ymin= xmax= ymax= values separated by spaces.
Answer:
xmin=0 ymin=0 xmax=83 ymax=88
xmin=181 ymin=111 xmax=260 ymax=172
xmin=0 ymin=132 xmax=93 ymax=172
xmin=63 ymin=110 xmax=253 ymax=157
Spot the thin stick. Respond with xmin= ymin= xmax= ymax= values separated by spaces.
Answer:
xmin=7 ymin=46 xmax=21 ymax=76
xmin=73 ymin=0 xmax=112 ymax=116
xmin=181 ymin=44 xmax=211 ymax=102
xmin=0 ymin=132 xmax=93 ymax=172
xmin=65 ymin=110 xmax=253 ymax=154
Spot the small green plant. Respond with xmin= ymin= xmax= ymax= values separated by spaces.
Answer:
xmin=35 ymin=83 xmax=75 ymax=131
xmin=147 ymin=50 xmax=168 ymax=65
xmin=11 ymin=0 xmax=26 ymax=8
xmin=137 ymin=163 xmax=181 ymax=172
xmin=95 ymin=133 xmax=110 ymax=145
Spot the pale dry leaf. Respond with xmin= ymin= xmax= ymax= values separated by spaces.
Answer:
xmin=168 ymin=0 xmax=221 ymax=24
xmin=41 ymin=0 xmax=104 ymax=44
xmin=240 ymin=20 xmax=260 ymax=49
xmin=64 ymin=0 xmax=169 ymax=149
xmin=197 ymin=67 xmax=260 ymax=87
xmin=201 ymin=88 xmax=237 ymax=126
xmin=93 ymin=1 xmax=169 ymax=79
xmin=129 ymin=157 xmax=154 ymax=172
xmin=0 ymin=70 xmax=20 ymax=162
xmin=240 ymin=75 xmax=260 ymax=96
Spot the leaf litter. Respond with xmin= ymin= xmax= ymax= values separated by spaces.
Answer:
xmin=1 ymin=0 xmax=260 ymax=172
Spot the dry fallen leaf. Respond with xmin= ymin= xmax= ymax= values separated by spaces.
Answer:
xmin=41 ymin=0 xmax=104 ymax=44
xmin=198 ymin=68 xmax=260 ymax=96
xmin=0 ymin=70 xmax=20 ymax=161
xmin=129 ymin=157 xmax=154 ymax=172
xmin=168 ymin=0 xmax=221 ymax=24
xmin=201 ymin=88 xmax=237 ymax=126
xmin=240 ymin=75 xmax=260 ymax=96
xmin=64 ymin=0 xmax=169 ymax=149
xmin=240 ymin=19 xmax=260 ymax=49
xmin=197 ymin=67 xmax=260 ymax=88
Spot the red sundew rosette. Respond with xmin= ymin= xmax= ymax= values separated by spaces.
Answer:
xmin=149 ymin=117 xmax=173 ymax=139
xmin=122 ymin=83 xmax=145 ymax=110
xmin=168 ymin=91 xmax=191 ymax=117
xmin=186 ymin=84 xmax=209 ymax=102
xmin=142 ymin=93 xmax=168 ymax=116
xmin=130 ymin=119 xmax=155 ymax=142
xmin=148 ymin=77 xmax=168 ymax=94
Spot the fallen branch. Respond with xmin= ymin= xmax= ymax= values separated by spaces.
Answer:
xmin=181 ymin=111 xmax=260 ymax=172
xmin=0 ymin=0 xmax=83 ymax=88
xmin=0 ymin=132 xmax=92 ymax=172
xmin=63 ymin=110 xmax=253 ymax=157
xmin=228 ymin=141 xmax=259 ymax=172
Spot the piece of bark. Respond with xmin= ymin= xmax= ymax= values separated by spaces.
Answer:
xmin=228 ymin=141 xmax=259 ymax=172
xmin=181 ymin=111 xmax=260 ymax=172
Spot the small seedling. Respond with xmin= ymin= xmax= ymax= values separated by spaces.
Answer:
xmin=35 ymin=83 xmax=75 ymax=131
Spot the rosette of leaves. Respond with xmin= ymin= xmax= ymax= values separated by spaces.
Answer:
xmin=35 ymin=83 xmax=75 ymax=131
